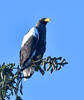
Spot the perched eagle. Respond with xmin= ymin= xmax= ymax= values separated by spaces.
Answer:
xmin=20 ymin=18 xmax=50 ymax=78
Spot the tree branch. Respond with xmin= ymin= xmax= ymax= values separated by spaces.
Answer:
xmin=0 ymin=56 xmax=68 ymax=100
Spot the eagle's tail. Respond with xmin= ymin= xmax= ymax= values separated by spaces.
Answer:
xmin=23 ymin=67 xmax=35 ymax=80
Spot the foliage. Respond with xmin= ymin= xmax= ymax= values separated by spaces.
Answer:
xmin=0 ymin=56 xmax=68 ymax=100
xmin=0 ymin=63 xmax=23 ymax=100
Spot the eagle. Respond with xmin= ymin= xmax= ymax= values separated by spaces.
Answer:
xmin=20 ymin=18 xmax=50 ymax=78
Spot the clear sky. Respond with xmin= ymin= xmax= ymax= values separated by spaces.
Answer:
xmin=0 ymin=0 xmax=84 ymax=100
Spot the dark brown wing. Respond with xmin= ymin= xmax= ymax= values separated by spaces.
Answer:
xmin=20 ymin=35 xmax=38 ymax=67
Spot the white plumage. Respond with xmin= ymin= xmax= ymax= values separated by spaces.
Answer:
xmin=21 ymin=27 xmax=38 ymax=47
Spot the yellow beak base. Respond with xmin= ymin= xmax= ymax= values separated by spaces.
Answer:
xmin=44 ymin=18 xmax=51 ymax=22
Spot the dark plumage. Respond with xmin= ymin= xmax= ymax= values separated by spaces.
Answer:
xmin=20 ymin=36 xmax=38 ymax=67
xmin=20 ymin=18 xmax=50 ymax=79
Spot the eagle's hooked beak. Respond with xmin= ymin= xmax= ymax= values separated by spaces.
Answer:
xmin=44 ymin=18 xmax=51 ymax=22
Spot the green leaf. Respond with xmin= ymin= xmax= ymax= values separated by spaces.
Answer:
xmin=16 ymin=96 xmax=23 ymax=100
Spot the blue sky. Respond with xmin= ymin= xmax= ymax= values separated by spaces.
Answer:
xmin=0 ymin=0 xmax=84 ymax=100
